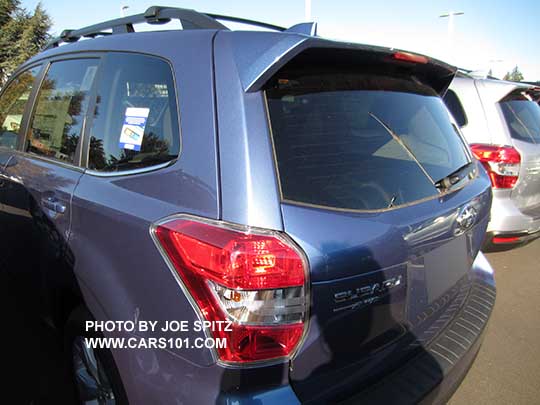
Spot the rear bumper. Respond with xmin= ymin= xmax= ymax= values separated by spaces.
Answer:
xmin=488 ymin=193 xmax=540 ymax=235
xmin=485 ymin=194 xmax=540 ymax=248
xmin=339 ymin=252 xmax=496 ymax=405
xmin=485 ymin=229 xmax=540 ymax=248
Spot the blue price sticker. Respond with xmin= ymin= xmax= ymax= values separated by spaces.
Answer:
xmin=119 ymin=107 xmax=150 ymax=151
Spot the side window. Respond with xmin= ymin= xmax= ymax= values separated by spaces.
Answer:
xmin=87 ymin=53 xmax=180 ymax=172
xmin=26 ymin=58 xmax=98 ymax=164
xmin=0 ymin=65 xmax=41 ymax=149
xmin=443 ymin=89 xmax=468 ymax=127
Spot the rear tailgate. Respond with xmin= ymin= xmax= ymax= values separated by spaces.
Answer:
xmin=263 ymin=49 xmax=492 ymax=403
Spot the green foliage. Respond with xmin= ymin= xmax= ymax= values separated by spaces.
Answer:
xmin=0 ymin=1 xmax=51 ymax=85
xmin=0 ymin=0 xmax=19 ymax=27
xmin=503 ymin=66 xmax=524 ymax=82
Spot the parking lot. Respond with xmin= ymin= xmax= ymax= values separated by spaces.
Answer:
xmin=449 ymin=238 xmax=540 ymax=404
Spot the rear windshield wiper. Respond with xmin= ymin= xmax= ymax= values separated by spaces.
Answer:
xmin=434 ymin=162 xmax=473 ymax=191
xmin=368 ymin=112 xmax=436 ymax=186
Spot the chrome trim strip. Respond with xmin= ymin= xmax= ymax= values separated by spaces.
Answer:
xmin=13 ymin=151 xmax=85 ymax=173
xmin=86 ymin=160 xmax=175 ymax=177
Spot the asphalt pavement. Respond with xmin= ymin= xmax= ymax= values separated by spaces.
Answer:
xmin=449 ymin=238 xmax=540 ymax=404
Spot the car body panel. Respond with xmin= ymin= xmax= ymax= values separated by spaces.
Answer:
xmin=509 ymin=140 xmax=540 ymax=213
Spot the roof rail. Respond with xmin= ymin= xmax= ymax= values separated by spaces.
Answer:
xmin=44 ymin=5 xmax=317 ymax=50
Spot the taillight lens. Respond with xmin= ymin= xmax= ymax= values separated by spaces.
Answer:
xmin=153 ymin=217 xmax=308 ymax=364
xmin=392 ymin=51 xmax=429 ymax=64
xmin=470 ymin=144 xmax=521 ymax=189
xmin=492 ymin=235 xmax=521 ymax=244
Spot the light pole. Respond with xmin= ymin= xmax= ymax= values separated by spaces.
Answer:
xmin=439 ymin=11 xmax=464 ymax=61
xmin=305 ymin=0 xmax=312 ymax=21
xmin=121 ymin=5 xmax=129 ymax=17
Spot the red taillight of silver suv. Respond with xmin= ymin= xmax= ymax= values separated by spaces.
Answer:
xmin=152 ymin=216 xmax=309 ymax=365
xmin=470 ymin=144 xmax=521 ymax=189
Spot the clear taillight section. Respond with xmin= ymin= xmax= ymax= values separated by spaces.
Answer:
xmin=153 ymin=217 xmax=308 ymax=364
xmin=470 ymin=144 xmax=521 ymax=189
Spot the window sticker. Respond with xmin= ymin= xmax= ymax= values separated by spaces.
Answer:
xmin=119 ymin=107 xmax=150 ymax=151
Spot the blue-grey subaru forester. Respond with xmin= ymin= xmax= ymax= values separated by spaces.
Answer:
xmin=0 ymin=6 xmax=495 ymax=404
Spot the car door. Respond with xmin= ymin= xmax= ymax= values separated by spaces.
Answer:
xmin=0 ymin=65 xmax=43 ymax=277
xmin=3 ymin=56 xmax=100 ymax=322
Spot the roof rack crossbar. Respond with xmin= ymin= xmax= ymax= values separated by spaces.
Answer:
xmin=44 ymin=5 xmax=314 ymax=50
xmin=44 ymin=6 xmax=228 ymax=49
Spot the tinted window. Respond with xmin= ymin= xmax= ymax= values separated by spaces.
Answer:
xmin=0 ymin=66 xmax=41 ymax=149
xmin=26 ymin=59 xmax=98 ymax=163
xmin=87 ymin=53 xmax=180 ymax=172
xmin=266 ymin=73 xmax=470 ymax=211
xmin=443 ymin=89 xmax=468 ymax=127
xmin=500 ymin=91 xmax=540 ymax=144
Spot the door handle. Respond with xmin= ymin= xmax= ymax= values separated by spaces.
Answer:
xmin=41 ymin=197 xmax=66 ymax=214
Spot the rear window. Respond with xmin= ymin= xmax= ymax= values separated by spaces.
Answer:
xmin=266 ymin=72 xmax=470 ymax=211
xmin=0 ymin=65 xmax=41 ymax=149
xmin=27 ymin=59 xmax=98 ymax=163
xmin=499 ymin=90 xmax=540 ymax=144
xmin=87 ymin=53 xmax=180 ymax=172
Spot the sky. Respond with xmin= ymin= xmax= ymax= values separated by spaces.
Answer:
xmin=20 ymin=0 xmax=540 ymax=81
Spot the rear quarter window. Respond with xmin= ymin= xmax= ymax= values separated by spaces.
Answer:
xmin=443 ymin=89 xmax=468 ymax=127
xmin=499 ymin=90 xmax=540 ymax=144
xmin=266 ymin=72 xmax=470 ymax=211
xmin=87 ymin=53 xmax=180 ymax=172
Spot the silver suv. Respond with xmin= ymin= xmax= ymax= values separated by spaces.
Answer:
xmin=446 ymin=73 xmax=540 ymax=247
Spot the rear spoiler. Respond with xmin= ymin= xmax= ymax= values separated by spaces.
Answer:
xmin=217 ymin=31 xmax=457 ymax=96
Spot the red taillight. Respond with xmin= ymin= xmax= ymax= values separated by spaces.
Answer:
xmin=392 ymin=51 xmax=429 ymax=64
xmin=492 ymin=235 xmax=521 ymax=244
xmin=470 ymin=144 xmax=521 ymax=189
xmin=153 ymin=217 xmax=308 ymax=364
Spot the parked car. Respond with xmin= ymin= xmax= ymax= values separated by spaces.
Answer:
xmin=445 ymin=73 xmax=540 ymax=248
xmin=0 ymin=6 xmax=496 ymax=404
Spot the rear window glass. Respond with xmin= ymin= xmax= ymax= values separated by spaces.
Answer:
xmin=266 ymin=73 xmax=470 ymax=211
xmin=443 ymin=89 xmax=468 ymax=127
xmin=500 ymin=90 xmax=540 ymax=144
xmin=27 ymin=59 xmax=98 ymax=163
xmin=87 ymin=53 xmax=180 ymax=172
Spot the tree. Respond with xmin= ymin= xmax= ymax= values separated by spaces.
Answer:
xmin=0 ymin=0 xmax=19 ymax=27
xmin=503 ymin=66 xmax=524 ymax=82
xmin=0 ymin=1 xmax=51 ymax=85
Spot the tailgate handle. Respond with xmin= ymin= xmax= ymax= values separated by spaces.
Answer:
xmin=41 ymin=196 xmax=66 ymax=214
